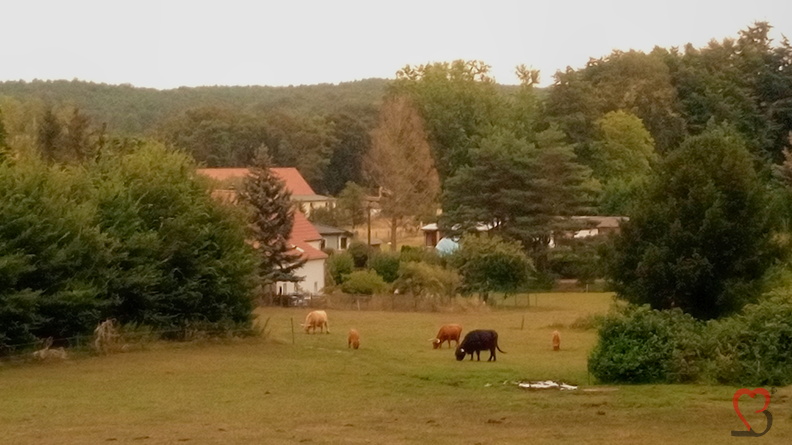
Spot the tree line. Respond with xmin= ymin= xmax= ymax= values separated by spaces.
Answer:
xmin=0 ymin=144 xmax=258 ymax=352
xmin=0 ymin=21 xmax=791 ymax=347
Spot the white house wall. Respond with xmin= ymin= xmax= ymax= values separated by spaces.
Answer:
xmin=276 ymin=258 xmax=325 ymax=296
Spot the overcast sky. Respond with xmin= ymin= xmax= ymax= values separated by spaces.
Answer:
xmin=2 ymin=0 xmax=791 ymax=89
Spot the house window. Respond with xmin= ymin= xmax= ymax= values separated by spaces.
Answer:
xmin=340 ymin=237 xmax=348 ymax=249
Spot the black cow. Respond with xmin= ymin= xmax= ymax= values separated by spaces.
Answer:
xmin=455 ymin=329 xmax=506 ymax=362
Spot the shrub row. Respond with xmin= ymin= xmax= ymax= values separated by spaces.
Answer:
xmin=588 ymin=298 xmax=792 ymax=386
xmin=0 ymin=145 xmax=257 ymax=353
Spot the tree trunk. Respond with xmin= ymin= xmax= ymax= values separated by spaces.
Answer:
xmin=389 ymin=215 xmax=400 ymax=252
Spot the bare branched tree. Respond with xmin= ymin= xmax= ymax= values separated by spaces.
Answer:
xmin=365 ymin=96 xmax=440 ymax=251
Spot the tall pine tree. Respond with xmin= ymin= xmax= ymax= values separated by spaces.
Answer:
xmin=238 ymin=156 xmax=306 ymax=289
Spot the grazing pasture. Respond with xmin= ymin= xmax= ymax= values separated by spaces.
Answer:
xmin=0 ymin=293 xmax=789 ymax=444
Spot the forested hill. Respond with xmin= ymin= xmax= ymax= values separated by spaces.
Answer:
xmin=0 ymin=78 xmax=392 ymax=135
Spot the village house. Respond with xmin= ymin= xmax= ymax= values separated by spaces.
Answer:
xmin=196 ymin=167 xmax=334 ymax=217
xmin=197 ymin=167 xmax=330 ymax=297
xmin=312 ymin=223 xmax=353 ymax=251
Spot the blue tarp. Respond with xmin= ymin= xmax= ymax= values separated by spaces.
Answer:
xmin=435 ymin=237 xmax=459 ymax=255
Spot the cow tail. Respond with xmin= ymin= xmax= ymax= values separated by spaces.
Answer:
xmin=496 ymin=343 xmax=506 ymax=354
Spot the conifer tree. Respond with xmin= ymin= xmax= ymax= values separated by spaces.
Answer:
xmin=238 ymin=155 xmax=306 ymax=287
xmin=37 ymin=107 xmax=62 ymax=162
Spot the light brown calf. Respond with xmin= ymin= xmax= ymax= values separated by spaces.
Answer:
xmin=348 ymin=329 xmax=360 ymax=349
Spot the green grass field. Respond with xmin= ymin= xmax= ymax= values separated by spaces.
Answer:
xmin=1 ymin=293 xmax=790 ymax=444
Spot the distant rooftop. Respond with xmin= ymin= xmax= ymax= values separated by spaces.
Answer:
xmin=196 ymin=167 xmax=319 ymax=196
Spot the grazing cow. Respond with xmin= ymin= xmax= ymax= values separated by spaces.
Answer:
xmin=348 ymin=329 xmax=360 ymax=349
xmin=302 ymin=310 xmax=330 ymax=334
xmin=552 ymin=330 xmax=561 ymax=351
xmin=455 ymin=330 xmax=506 ymax=362
xmin=429 ymin=324 xmax=462 ymax=349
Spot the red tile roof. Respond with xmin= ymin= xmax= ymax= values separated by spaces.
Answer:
xmin=196 ymin=168 xmax=251 ymax=182
xmin=197 ymin=167 xmax=317 ymax=196
xmin=270 ymin=168 xmax=316 ymax=196
xmin=197 ymin=167 xmax=327 ymax=261
xmin=290 ymin=211 xmax=327 ymax=260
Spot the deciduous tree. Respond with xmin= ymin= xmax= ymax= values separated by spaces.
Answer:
xmin=365 ymin=96 xmax=440 ymax=251
xmin=393 ymin=60 xmax=503 ymax=183
xmin=336 ymin=181 xmax=368 ymax=230
xmin=606 ymin=125 xmax=780 ymax=319
xmin=448 ymin=234 xmax=533 ymax=302
xmin=592 ymin=110 xmax=657 ymax=214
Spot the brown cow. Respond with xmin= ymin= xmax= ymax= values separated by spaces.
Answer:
xmin=552 ymin=330 xmax=561 ymax=351
xmin=430 ymin=324 xmax=462 ymax=349
xmin=348 ymin=329 xmax=360 ymax=349
xmin=302 ymin=310 xmax=330 ymax=334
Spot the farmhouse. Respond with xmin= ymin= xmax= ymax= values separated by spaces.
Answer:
xmin=197 ymin=167 xmax=329 ymax=296
xmin=196 ymin=167 xmax=335 ymax=217
xmin=284 ymin=211 xmax=328 ymax=296
xmin=570 ymin=216 xmax=628 ymax=238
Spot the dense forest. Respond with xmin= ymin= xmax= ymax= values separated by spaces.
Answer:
xmin=2 ymin=22 xmax=792 ymax=355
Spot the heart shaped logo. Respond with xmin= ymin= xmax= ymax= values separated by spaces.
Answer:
xmin=731 ymin=388 xmax=773 ymax=437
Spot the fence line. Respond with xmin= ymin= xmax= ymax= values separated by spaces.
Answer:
xmin=0 ymin=326 xmax=257 ymax=361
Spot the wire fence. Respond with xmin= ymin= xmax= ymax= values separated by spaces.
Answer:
xmin=0 ymin=325 xmax=261 ymax=362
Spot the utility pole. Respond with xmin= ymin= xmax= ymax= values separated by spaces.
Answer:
xmin=367 ymin=200 xmax=372 ymax=246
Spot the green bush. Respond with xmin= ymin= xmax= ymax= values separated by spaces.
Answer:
xmin=588 ymin=305 xmax=703 ymax=384
xmin=341 ymin=270 xmax=387 ymax=295
xmin=347 ymin=241 xmax=371 ymax=268
xmin=400 ymin=245 xmax=441 ymax=265
xmin=547 ymin=237 xmax=604 ymax=284
xmin=327 ymin=251 xmax=354 ymax=285
xmin=369 ymin=252 xmax=401 ymax=283
xmin=704 ymin=297 xmax=792 ymax=386
xmin=448 ymin=234 xmax=533 ymax=301
xmin=394 ymin=262 xmax=460 ymax=299
xmin=94 ymin=144 xmax=257 ymax=332
xmin=588 ymin=297 xmax=792 ymax=386
xmin=0 ymin=157 xmax=111 ymax=347
xmin=0 ymin=144 xmax=258 ymax=352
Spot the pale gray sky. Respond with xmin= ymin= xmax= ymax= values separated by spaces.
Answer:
xmin=2 ymin=0 xmax=791 ymax=89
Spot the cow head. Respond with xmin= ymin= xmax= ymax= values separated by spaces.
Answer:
xmin=455 ymin=347 xmax=466 ymax=361
xmin=430 ymin=338 xmax=441 ymax=349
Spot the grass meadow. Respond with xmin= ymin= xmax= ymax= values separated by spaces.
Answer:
xmin=1 ymin=292 xmax=790 ymax=444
